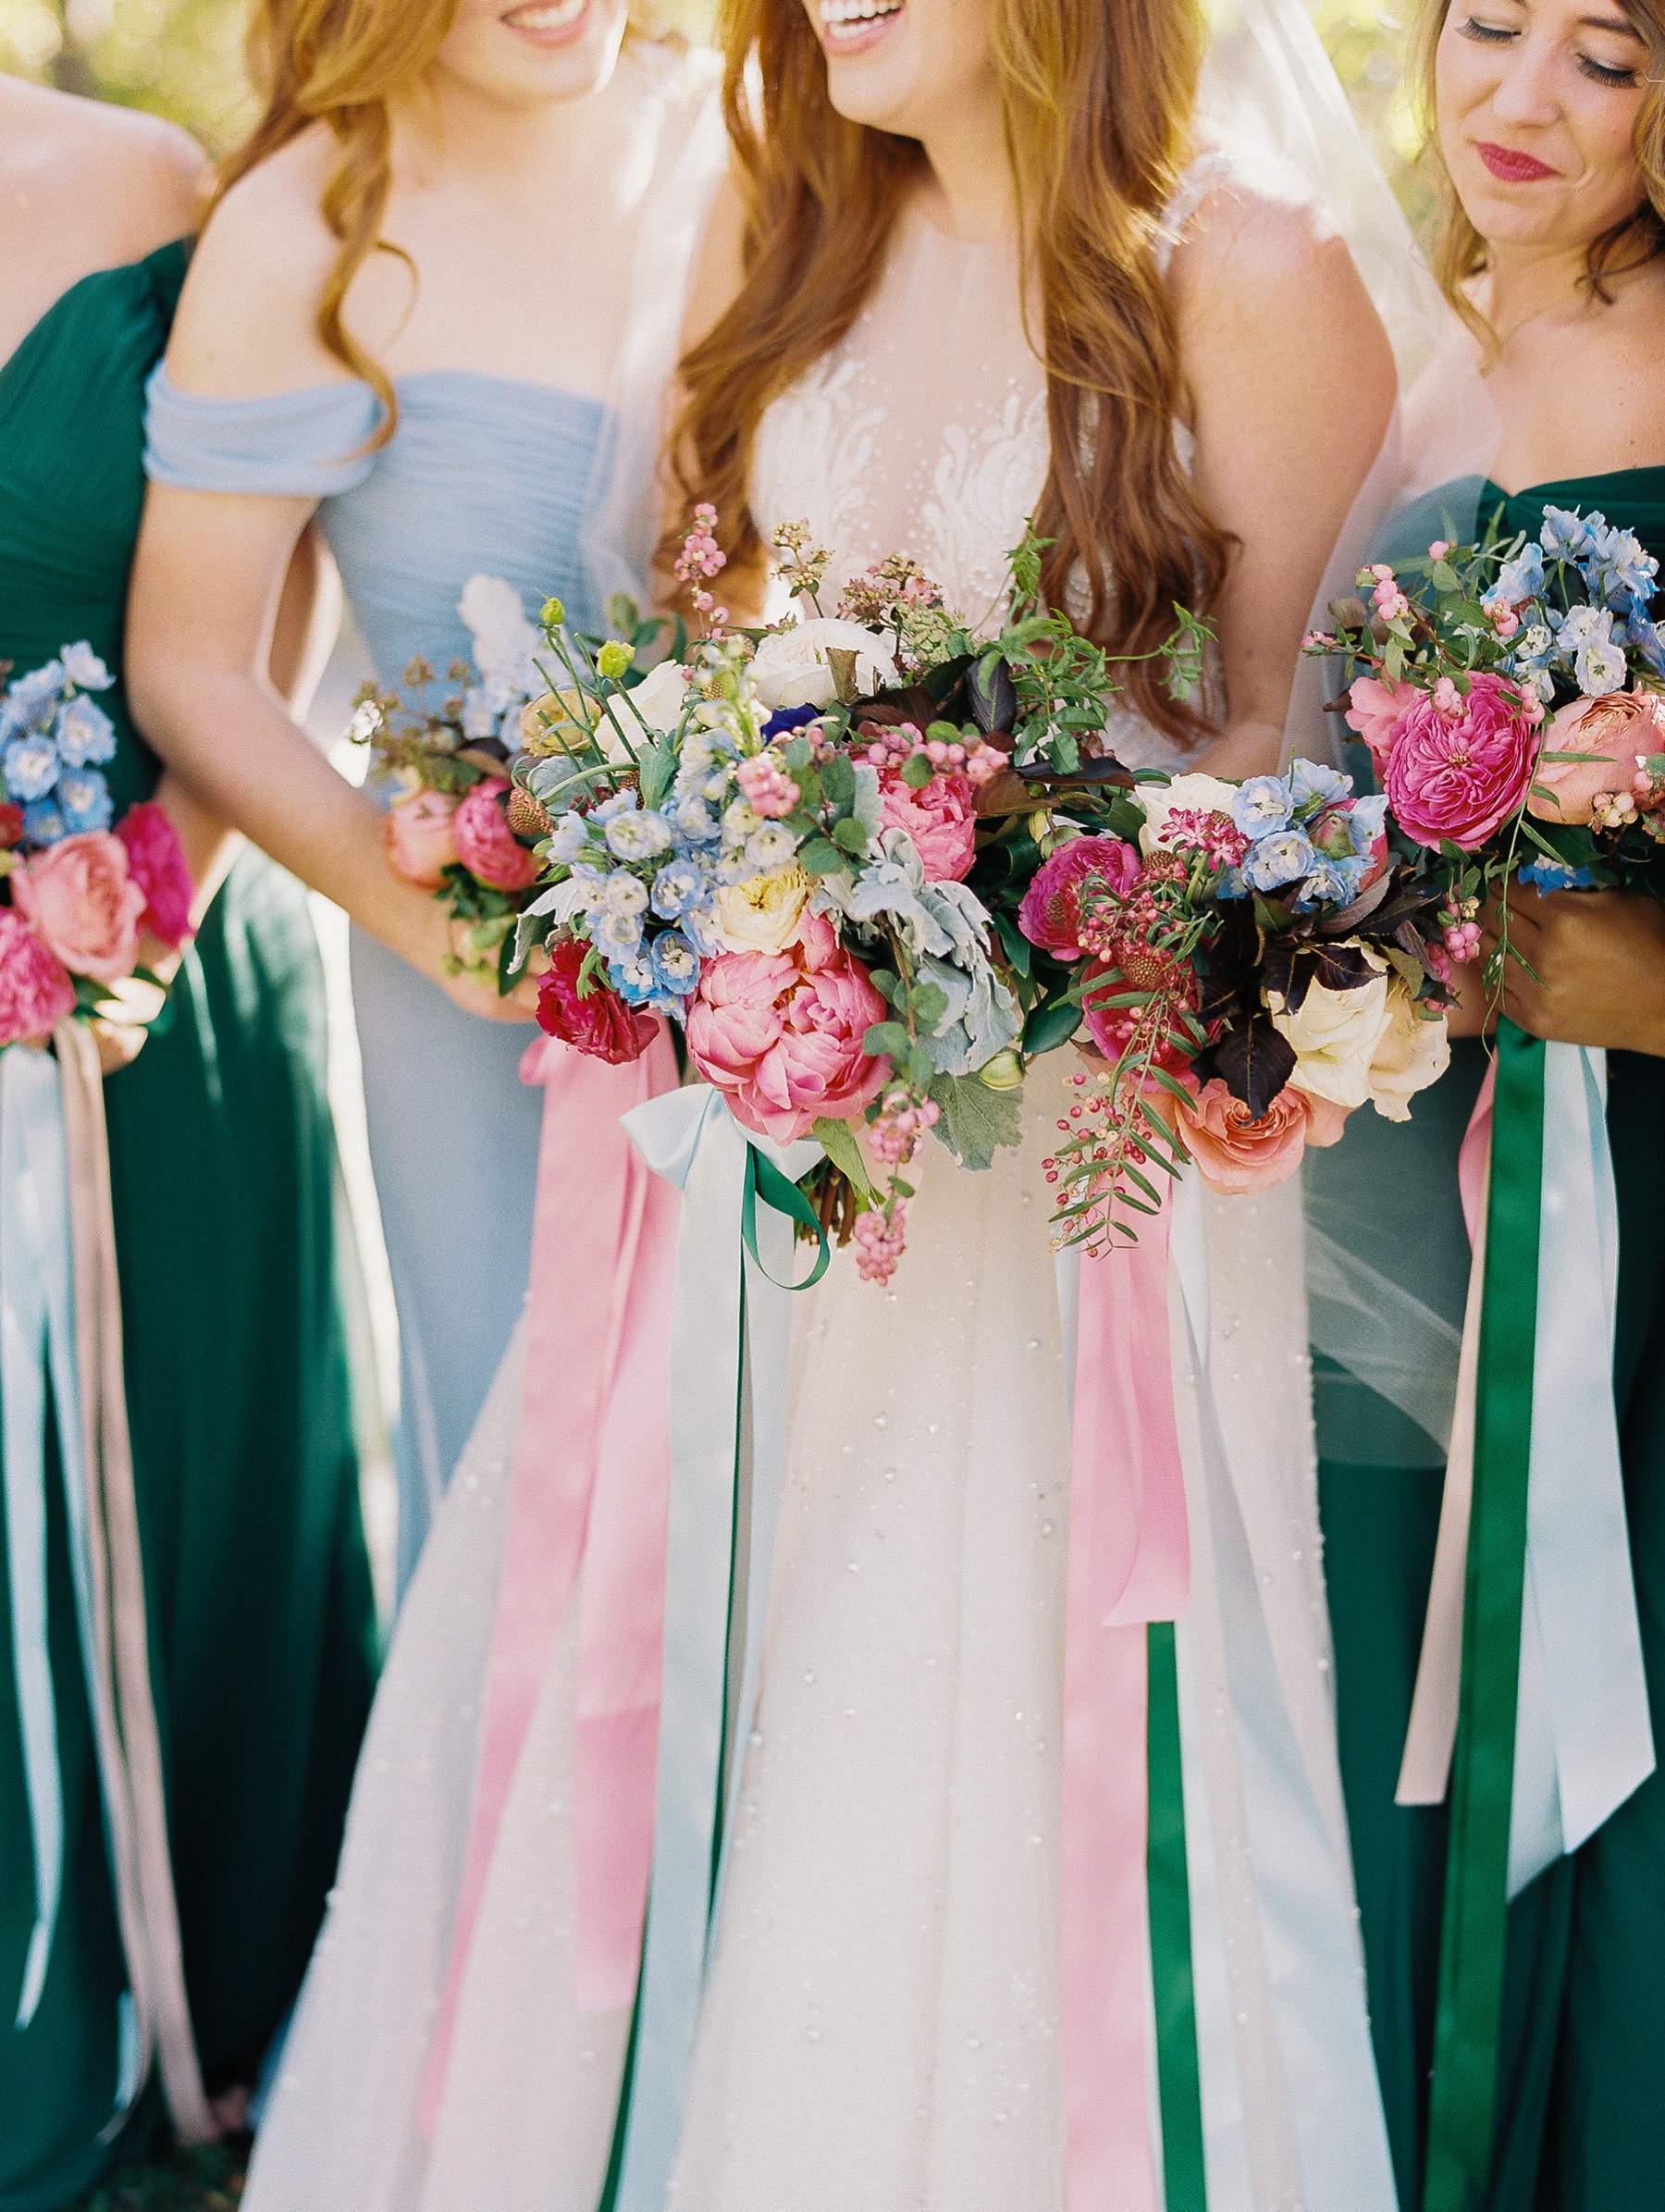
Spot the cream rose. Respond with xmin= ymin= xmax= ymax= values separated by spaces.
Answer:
xmin=716 ymin=863 xmax=815 ymax=953
xmin=749 ymin=620 xmax=899 ymax=712
xmin=1366 ymin=977 xmax=1450 ymax=1122
xmin=1272 ymin=960 xmax=1392 ymax=1110
xmin=618 ymin=659 xmax=691 ymax=738
xmin=1138 ymin=772 xmax=1242 ymax=857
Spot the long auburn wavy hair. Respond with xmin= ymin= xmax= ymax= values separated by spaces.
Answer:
xmin=672 ymin=0 xmax=1229 ymax=744
xmin=1418 ymin=0 xmax=1665 ymax=340
xmin=212 ymin=0 xmax=668 ymax=449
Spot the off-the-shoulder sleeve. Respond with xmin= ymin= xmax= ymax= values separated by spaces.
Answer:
xmin=142 ymin=363 xmax=386 ymax=496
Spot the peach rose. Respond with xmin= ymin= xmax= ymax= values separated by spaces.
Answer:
xmin=11 ymin=833 xmax=145 ymax=983
xmin=383 ymin=789 xmax=460 ymax=888
xmin=1528 ymin=690 xmax=1665 ymax=825
xmin=1177 ymin=1076 xmax=1349 ymax=1195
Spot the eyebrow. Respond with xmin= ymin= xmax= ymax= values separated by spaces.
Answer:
xmin=1578 ymin=9 xmax=1646 ymax=30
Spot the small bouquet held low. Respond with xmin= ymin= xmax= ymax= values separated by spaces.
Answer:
xmin=1311 ymin=500 xmax=1665 ymax=956
xmin=0 ymin=645 xmax=193 ymax=1048
xmin=488 ymin=513 xmax=1452 ymax=1280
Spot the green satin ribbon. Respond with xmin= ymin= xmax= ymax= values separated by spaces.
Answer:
xmin=741 ymin=1144 xmax=830 ymax=1291
xmin=1148 ymin=1621 xmax=1207 ymax=2211
xmin=1423 ymin=1018 xmax=1544 ymax=2212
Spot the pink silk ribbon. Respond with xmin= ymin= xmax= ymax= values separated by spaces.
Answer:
xmin=419 ymin=1029 xmax=679 ymax=2135
xmin=1061 ymin=1195 xmax=1193 ymax=2211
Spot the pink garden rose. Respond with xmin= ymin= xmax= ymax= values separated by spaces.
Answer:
xmin=452 ymin=779 xmax=540 ymax=893
xmin=1382 ymin=673 xmax=1541 ymax=851
xmin=382 ymin=789 xmax=460 ymax=889
xmin=1527 ymin=690 xmax=1665 ymax=825
xmin=1343 ymin=675 xmax=1422 ymax=762
xmin=878 ymin=765 xmax=978 ymax=883
xmin=535 ymin=935 xmax=657 ymax=1066
xmin=1176 ymin=1075 xmax=1349 ymax=1195
xmin=12 ymin=832 xmax=145 ymax=983
xmin=0 ymin=911 xmax=75 ymax=1044
xmin=115 ymin=799 xmax=194 ymax=948
xmin=1018 ymin=834 xmax=1143 ymax=959
xmin=686 ymin=908 xmax=889 ymax=1143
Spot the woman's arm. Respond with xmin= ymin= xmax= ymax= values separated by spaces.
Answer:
xmin=1171 ymin=189 xmax=1398 ymax=779
xmin=125 ymin=166 xmax=534 ymax=1020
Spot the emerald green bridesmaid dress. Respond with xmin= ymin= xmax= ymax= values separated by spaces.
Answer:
xmin=0 ymin=245 xmax=378 ymax=2206
xmin=1307 ymin=469 xmax=1665 ymax=2211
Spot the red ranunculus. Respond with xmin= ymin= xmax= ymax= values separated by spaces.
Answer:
xmin=535 ymin=935 xmax=657 ymax=1065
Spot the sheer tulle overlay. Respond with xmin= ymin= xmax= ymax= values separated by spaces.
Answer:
xmin=247 ymin=159 xmax=1374 ymax=2212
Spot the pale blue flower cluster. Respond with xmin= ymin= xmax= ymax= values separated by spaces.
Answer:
xmin=1499 ymin=506 xmax=1665 ymax=702
xmin=1228 ymin=765 xmax=1388 ymax=911
xmin=460 ymin=657 xmax=541 ymax=747
xmin=0 ymin=644 xmax=117 ymax=846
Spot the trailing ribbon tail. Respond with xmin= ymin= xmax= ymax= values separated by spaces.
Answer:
xmin=419 ymin=1032 xmax=680 ymax=2139
xmin=609 ymin=1085 xmax=822 ymax=2212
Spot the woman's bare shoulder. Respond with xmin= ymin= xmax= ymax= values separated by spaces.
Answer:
xmin=0 ymin=79 xmax=204 ymax=267
xmin=168 ymin=128 xmax=359 ymax=395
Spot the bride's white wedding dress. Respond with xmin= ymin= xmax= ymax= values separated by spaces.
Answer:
xmin=244 ymin=161 xmax=1387 ymax=2212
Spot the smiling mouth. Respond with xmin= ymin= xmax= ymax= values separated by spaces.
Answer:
xmin=818 ymin=0 xmax=905 ymax=52
xmin=1475 ymin=140 xmax=1559 ymax=183
xmin=502 ymin=0 xmax=588 ymax=38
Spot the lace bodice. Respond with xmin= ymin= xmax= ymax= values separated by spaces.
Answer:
xmin=750 ymin=163 xmax=1233 ymax=772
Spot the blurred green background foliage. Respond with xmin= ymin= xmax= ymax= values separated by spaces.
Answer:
xmin=0 ymin=0 xmax=1428 ymax=218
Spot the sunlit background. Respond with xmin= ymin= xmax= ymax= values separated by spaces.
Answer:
xmin=4 ymin=0 xmax=1429 ymax=223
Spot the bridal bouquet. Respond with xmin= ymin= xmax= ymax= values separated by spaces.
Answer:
xmin=0 ymin=645 xmax=192 ymax=1046
xmin=500 ymin=515 xmax=1450 ymax=1275
xmin=1310 ymin=501 xmax=1665 ymax=982
xmin=352 ymin=576 xmax=554 ymax=984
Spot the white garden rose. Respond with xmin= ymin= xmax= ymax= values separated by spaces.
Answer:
xmin=1137 ymin=773 xmax=1242 ymax=857
xmin=1366 ymin=977 xmax=1450 ymax=1121
xmin=749 ymin=619 xmax=900 ymax=712
xmin=619 ymin=658 xmax=691 ymax=736
xmin=716 ymin=864 xmax=815 ymax=953
xmin=1272 ymin=961 xmax=1392 ymax=1110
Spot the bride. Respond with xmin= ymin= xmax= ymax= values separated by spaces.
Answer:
xmin=247 ymin=2 xmax=1408 ymax=2206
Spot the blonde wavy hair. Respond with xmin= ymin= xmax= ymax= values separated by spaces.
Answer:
xmin=672 ymin=0 xmax=1228 ymax=746
xmin=214 ymin=0 xmax=670 ymax=447
xmin=1418 ymin=0 xmax=1665 ymax=338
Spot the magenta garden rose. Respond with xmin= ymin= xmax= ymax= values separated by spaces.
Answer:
xmin=0 ymin=910 xmax=76 ymax=1045
xmin=1379 ymin=673 xmax=1542 ymax=852
xmin=115 ymin=798 xmax=194 ymax=947
xmin=451 ymin=778 xmax=540 ymax=892
xmin=686 ymin=909 xmax=890 ymax=1145
xmin=1018 ymin=834 xmax=1143 ymax=959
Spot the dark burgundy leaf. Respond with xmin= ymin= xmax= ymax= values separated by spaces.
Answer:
xmin=1212 ymin=1016 xmax=1297 ymax=1118
xmin=968 ymin=656 xmax=1018 ymax=736
xmin=1301 ymin=940 xmax=1379 ymax=995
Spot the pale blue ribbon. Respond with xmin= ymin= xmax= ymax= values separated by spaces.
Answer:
xmin=2 ymin=1044 xmax=95 ymax=2028
xmin=1508 ymin=1041 xmax=1654 ymax=1895
xmin=614 ymin=1084 xmax=821 ymax=2210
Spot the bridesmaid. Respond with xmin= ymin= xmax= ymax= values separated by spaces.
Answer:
xmin=1306 ymin=0 xmax=1665 ymax=2201
xmin=0 ymin=77 xmax=376 ymax=2206
xmin=128 ymin=0 xmax=695 ymax=1589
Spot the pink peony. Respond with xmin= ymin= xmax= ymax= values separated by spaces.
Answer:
xmin=1382 ymin=673 xmax=1541 ymax=851
xmin=0 ymin=911 xmax=75 ymax=1044
xmin=1177 ymin=1075 xmax=1349 ymax=1195
xmin=12 ymin=833 xmax=145 ymax=983
xmin=1018 ymin=835 xmax=1143 ymax=959
xmin=383 ymin=789 xmax=461 ymax=889
xmin=1343 ymin=675 xmax=1422 ymax=762
xmin=1527 ymin=690 xmax=1665 ymax=826
xmin=450 ymin=780 xmax=539 ymax=893
xmin=115 ymin=800 xmax=194 ymax=948
xmin=535 ymin=936 xmax=657 ymax=1066
xmin=686 ymin=908 xmax=889 ymax=1143
xmin=878 ymin=765 xmax=978 ymax=883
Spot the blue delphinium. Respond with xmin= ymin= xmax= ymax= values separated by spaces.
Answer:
xmin=56 ymin=768 xmax=114 ymax=834
xmin=1241 ymin=829 xmax=1316 ymax=892
xmin=55 ymin=695 xmax=117 ymax=768
xmin=1231 ymin=775 xmax=1292 ymax=837
xmin=4 ymin=731 xmax=60 ymax=801
xmin=1519 ymin=857 xmax=1597 ymax=893
xmin=21 ymin=800 xmax=65 ymax=845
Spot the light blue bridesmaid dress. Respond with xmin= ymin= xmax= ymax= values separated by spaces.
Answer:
xmin=145 ymin=368 xmax=609 ymax=1591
